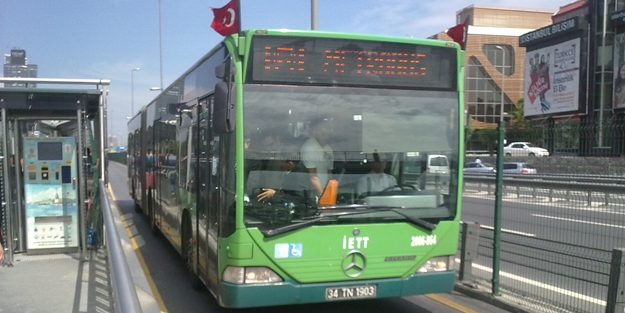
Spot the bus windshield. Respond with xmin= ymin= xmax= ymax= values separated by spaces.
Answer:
xmin=243 ymin=84 xmax=459 ymax=230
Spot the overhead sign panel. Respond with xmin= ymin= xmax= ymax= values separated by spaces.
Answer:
xmin=519 ymin=18 xmax=579 ymax=47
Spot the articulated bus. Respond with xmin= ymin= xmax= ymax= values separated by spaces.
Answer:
xmin=128 ymin=29 xmax=464 ymax=308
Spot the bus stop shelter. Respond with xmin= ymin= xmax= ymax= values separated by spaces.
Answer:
xmin=0 ymin=77 xmax=110 ymax=264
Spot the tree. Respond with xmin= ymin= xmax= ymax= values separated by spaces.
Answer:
xmin=477 ymin=128 xmax=498 ymax=156
xmin=510 ymin=98 xmax=530 ymax=129
xmin=465 ymin=115 xmax=475 ymax=147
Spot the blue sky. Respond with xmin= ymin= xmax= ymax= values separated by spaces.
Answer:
xmin=1 ymin=0 xmax=572 ymax=143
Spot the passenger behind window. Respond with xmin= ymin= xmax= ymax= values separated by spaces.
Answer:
xmin=300 ymin=119 xmax=334 ymax=198
xmin=356 ymin=152 xmax=397 ymax=196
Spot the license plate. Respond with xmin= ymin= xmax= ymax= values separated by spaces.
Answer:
xmin=325 ymin=285 xmax=376 ymax=300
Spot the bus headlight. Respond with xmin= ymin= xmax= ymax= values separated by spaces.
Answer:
xmin=416 ymin=256 xmax=454 ymax=273
xmin=223 ymin=266 xmax=283 ymax=284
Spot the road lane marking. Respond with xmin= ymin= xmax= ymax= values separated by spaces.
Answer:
xmin=425 ymin=294 xmax=480 ymax=313
xmin=532 ymin=213 xmax=625 ymax=229
xmin=109 ymin=184 xmax=169 ymax=313
xmin=479 ymin=225 xmax=536 ymax=237
xmin=456 ymin=259 xmax=606 ymax=306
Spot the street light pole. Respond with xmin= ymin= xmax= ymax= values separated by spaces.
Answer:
xmin=311 ymin=0 xmax=318 ymax=30
xmin=495 ymin=46 xmax=505 ymax=122
xmin=131 ymin=68 xmax=140 ymax=116
xmin=158 ymin=0 xmax=164 ymax=90
xmin=493 ymin=45 xmax=506 ymax=295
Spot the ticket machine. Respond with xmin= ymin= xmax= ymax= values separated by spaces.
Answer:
xmin=23 ymin=137 xmax=78 ymax=252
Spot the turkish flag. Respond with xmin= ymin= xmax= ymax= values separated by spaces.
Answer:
xmin=211 ymin=0 xmax=239 ymax=36
xmin=445 ymin=17 xmax=469 ymax=50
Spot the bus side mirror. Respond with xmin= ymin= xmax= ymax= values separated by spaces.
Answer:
xmin=215 ymin=63 xmax=227 ymax=80
xmin=215 ymin=59 xmax=236 ymax=80
xmin=214 ymin=81 xmax=235 ymax=133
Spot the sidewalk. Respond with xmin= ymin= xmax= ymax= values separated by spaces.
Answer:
xmin=0 ymin=249 xmax=113 ymax=313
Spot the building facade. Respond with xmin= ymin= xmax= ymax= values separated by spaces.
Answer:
xmin=434 ymin=5 xmax=553 ymax=132
xmin=3 ymin=49 xmax=38 ymax=88
xmin=517 ymin=0 xmax=625 ymax=156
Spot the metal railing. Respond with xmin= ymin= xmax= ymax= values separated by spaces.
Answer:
xmin=464 ymin=173 xmax=625 ymax=206
xmin=100 ymin=180 xmax=143 ymax=313
xmin=460 ymin=173 xmax=625 ymax=313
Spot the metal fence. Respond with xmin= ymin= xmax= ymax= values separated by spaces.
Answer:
xmin=459 ymin=165 xmax=625 ymax=313
xmin=100 ymin=180 xmax=143 ymax=313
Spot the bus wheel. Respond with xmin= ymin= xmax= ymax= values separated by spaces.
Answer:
xmin=183 ymin=220 xmax=203 ymax=290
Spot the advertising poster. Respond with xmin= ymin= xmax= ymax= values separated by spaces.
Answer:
xmin=614 ymin=33 xmax=625 ymax=109
xmin=524 ymin=38 xmax=581 ymax=117
xmin=25 ymin=185 xmax=78 ymax=249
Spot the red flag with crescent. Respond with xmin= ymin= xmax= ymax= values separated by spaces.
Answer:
xmin=211 ymin=0 xmax=239 ymax=36
xmin=445 ymin=17 xmax=469 ymax=50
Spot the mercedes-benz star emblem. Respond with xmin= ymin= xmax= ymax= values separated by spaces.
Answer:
xmin=342 ymin=250 xmax=367 ymax=277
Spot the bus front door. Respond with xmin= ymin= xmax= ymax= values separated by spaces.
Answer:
xmin=197 ymin=97 xmax=219 ymax=290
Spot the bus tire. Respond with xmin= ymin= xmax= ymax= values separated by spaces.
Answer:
xmin=183 ymin=216 xmax=203 ymax=291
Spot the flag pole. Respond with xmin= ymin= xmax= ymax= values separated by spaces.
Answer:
xmin=237 ymin=0 xmax=242 ymax=35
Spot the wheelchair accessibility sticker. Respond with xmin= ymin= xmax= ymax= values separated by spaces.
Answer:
xmin=275 ymin=243 xmax=303 ymax=258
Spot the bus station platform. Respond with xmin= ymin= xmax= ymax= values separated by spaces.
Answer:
xmin=0 ymin=181 xmax=161 ymax=313
xmin=0 ymin=250 xmax=113 ymax=313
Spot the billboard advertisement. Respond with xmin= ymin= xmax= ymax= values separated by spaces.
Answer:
xmin=614 ymin=33 xmax=625 ymax=109
xmin=524 ymin=37 xmax=581 ymax=117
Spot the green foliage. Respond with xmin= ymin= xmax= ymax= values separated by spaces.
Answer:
xmin=108 ymin=151 xmax=127 ymax=164
xmin=465 ymin=116 xmax=475 ymax=146
xmin=510 ymin=98 xmax=530 ymax=129
xmin=477 ymin=128 xmax=498 ymax=156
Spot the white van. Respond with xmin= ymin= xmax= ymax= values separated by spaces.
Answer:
xmin=420 ymin=154 xmax=450 ymax=189
xmin=426 ymin=154 xmax=449 ymax=175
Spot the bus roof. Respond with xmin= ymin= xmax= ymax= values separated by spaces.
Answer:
xmin=241 ymin=29 xmax=459 ymax=48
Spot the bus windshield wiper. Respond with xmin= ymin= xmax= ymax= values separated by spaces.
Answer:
xmin=261 ymin=216 xmax=325 ymax=237
xmin=260 ymin=205 xmax=436 ymax=237
xmin=318 ymin=204 xmax=437 ymax=231
xmin=388 ymin=208 xmax=437 ymax=231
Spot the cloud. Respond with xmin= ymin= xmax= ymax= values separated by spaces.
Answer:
xmin=348 ymin=0 xmax=573 ymax=38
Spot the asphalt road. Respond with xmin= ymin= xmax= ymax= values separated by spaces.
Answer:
xmin=107 ymin=162 xmax=510 ymax=313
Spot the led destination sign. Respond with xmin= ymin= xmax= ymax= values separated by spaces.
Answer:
xmin=249 ymin=36 xmax=457 ymax=89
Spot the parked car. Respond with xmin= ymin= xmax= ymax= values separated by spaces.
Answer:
xmin=503 ymin=142 xmax=549 ymax=157
xmin=502 ymin=162 xmax=537 ymax=174
xmin=463 ymin=162 xmax=495 ymax=173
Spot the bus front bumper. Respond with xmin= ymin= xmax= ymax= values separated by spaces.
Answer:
xmin=218 ymin=270 xmax=455 ymax=308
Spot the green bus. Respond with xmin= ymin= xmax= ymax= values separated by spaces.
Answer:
xmin=127 ymin=29 xmax=464 ymax=308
